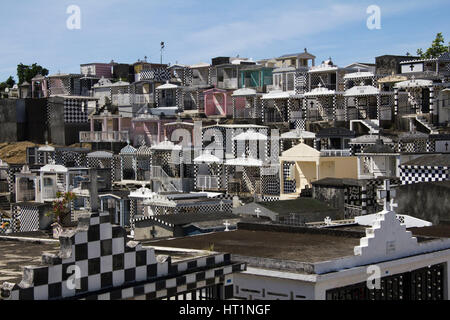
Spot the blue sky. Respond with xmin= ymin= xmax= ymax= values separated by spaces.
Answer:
xmin=1 ymin=0 xmax=449 ymax=81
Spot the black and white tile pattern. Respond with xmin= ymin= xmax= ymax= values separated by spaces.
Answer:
xmin=400 ymin=165 xmax=450 ymax=185
xmin=1 ymin=210 xmax=245 ymax=300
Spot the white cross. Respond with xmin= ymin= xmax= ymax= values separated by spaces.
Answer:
xmin=224 ymin=220 xmax=230 ymax=232
xmin=378 ymin=180 xmax=397 ymax=211
xmin=324 ymin=217 xmax=332 ymax=225
xmin=255 ymin=207 xmax=261 ymax=218
xmin=390 ymin=198 xmax=398 ymax=210
xmin=219 ymin=200 xmax=224 ymax=212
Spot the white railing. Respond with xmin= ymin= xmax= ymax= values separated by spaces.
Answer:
xmin=196 ymin=175 xmax=220 ymax=190
xmin=132 ymin=94 xmax=154 ymax=105
xmin=79 ymin=131 xmax=129 ymax=143
xmin=112 ymin=94 xmax=131 ymax=106
xmin=192 ymin=79 xmax=208 ymax=86
xmin=320 ymin=149 xmax=352 ymax=157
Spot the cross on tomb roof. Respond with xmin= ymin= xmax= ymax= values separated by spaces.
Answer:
xmin=254 ymin=207 xmax=261 ymax=218
xmin=378 ymin=179 xmax=397 ymax=212
xmin=223 ymin=220 xmax=230 ymax=232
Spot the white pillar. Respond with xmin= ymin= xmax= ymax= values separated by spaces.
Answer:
xmin=280 ymin=161 xmax=284 ymax=196
xmin=120 ymin=200 xmax=124 ymax=227
xmin=394 ymin=89 xmax=399 ymax=116
xmin=40 ymin=173 xmax=44 ymax=203
xmin=357 ymin=157 xmax=361 ymax=179
xmin=65 ymin=173 xmax=69 ymax=192
xmin=34 ymin=178 xmax=38 ymax=202
xmin=316 ymin=160 xmax=320 ymax=183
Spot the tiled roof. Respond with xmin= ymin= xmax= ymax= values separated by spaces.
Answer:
xmin=402 ymin=154 xmax=450 ymax=167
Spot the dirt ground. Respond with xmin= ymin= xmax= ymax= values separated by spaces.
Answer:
xmin=0 ymin=141 xmax=40 ymax=164
xmin=0 ymin=141 xmax=91 ymax=165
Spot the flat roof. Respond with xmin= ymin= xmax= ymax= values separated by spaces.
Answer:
xmin=312 ymin=177 xmax=360 ymax=187
xmin=408 ymin=225 xmax=450 ymax=238
xmin=0 ymin=240 xmax=59 ymax=284
xmin=402 ymin=154 xmax=450 ymax=167
xmin=259 ymin=198 xmax=336 ymax=215
xmin=0 ymin=237 xmax=215 ymax=284
xmin=147 ymin=229 xmax=360 ymax=263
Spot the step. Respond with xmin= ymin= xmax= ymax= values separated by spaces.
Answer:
xmin=415 ymin=117 xmax=439 ymax=134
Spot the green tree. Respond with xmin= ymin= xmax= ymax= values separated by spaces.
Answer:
xmin=0 ymin=76 xmax=16 ymax=92
xmin=417 ymin=33 xmax=449 ymax=59
xmin=5 ymin=76 xmax=15 ymax=88
xmin=17 ymin=63 xmax=49 ymax=84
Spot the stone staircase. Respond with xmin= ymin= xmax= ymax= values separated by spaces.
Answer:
xmin=242 ymin=170 xmax=255 ymax=194
xmin=415 ymin=115 xmax=439 ymax=134
xmin=350 ymin=119 xmax=380 ymax=134
xmin=151 ymin=166 xmax=181 ymax=192
xmin=316 ymin=104 xmax=327 ymax=121
xmin=273 ymin=102 xmax=287 ymax=123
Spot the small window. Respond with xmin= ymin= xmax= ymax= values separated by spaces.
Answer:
xmin=43 ymin=177 xmax=53 ymax=187
xmin=232 ymin=68 xmax=237 ymax=78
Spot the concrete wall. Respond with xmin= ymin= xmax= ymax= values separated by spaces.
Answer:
xmin=0 ymin=98 xmax=49 ymax=143
xmin=313 ymin=185 xmax=346 ymax=210
xmin=64 ymin=123 xmax=90 ymax=146
xmin=322 ymin=157 xmax=358 ymax=180
xmin=47 ymin=97 xmax=66 ymax=145
xmin=25 ymin=99 xmax=48 ymax=144
xmin=396 ymin=182 xmax=450 ymax=225
xmin=0 ymin=99 xmax=23 ymax=142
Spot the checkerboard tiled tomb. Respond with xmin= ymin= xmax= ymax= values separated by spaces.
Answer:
xmin=0 ymin=210 xmax=245 ymax=300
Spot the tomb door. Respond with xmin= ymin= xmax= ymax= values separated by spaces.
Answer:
xmin=421 ymin=88 xmax=430 ymax=114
